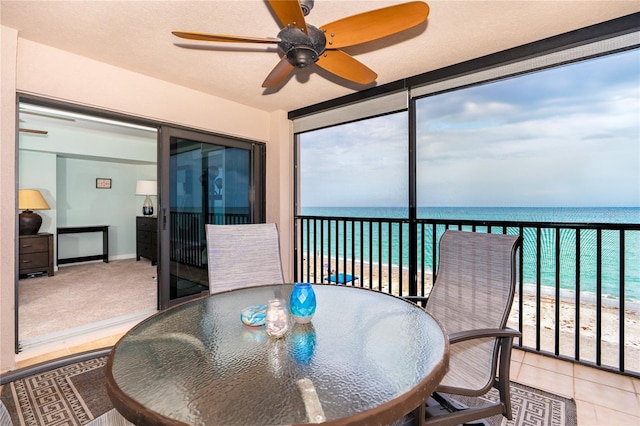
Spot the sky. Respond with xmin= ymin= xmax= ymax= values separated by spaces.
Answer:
xmin=299 ymin=48 xmax=639 ymax=208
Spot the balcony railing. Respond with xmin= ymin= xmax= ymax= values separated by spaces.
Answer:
xmin=294 ymin=215 xmax=640 ymax=378
xmin=170 ymin=211 xmax=249 ymax=268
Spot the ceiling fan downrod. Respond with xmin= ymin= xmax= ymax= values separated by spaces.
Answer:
xmin=277 ymin=24 xmax=326 ymax=68
xmin=299 ymin=0 xmax=314 ymax=16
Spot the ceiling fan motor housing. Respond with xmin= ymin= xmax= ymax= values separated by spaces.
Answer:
xmin=299 ymin=0 xmax=314 ymax=16
xmin=277 ymin=24 xmax=326 ymax=68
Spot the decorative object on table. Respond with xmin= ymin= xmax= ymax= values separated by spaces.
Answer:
xmin=265 ymin=298 xmax=289 ymax=338
xmin=96 ymin=177 xmax=112 ymax=189
xmin=18 ymin=189 xmax=50 ymax=235
xmin=241 ymin=304 xmax=267 ymax=327
xmin=290 ymin=323 xmax=316 ymax=365
xmin=242 ymin=326 xmax=268 ymax=343
xmin=290 ymin=282 xmax=316 ymax=323
xmin=135 ymin=180 xmax=157 ymax=216
xmin=214 ymin=177 xmax=223 ymax=199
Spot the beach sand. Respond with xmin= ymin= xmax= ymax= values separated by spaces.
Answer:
xmin=301 ymin=259 xmax=640 ymax=371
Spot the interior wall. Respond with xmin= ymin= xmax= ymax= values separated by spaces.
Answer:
xmin=17 ymin=152 xmax=146 ymax=263
xmin=18 ymin=150 xmax=57 ymax=238
xmin=56 ymin=157 xmax=140 ymax=260
xmin=20 ymin=123 xmax=158 ymax=262
xmin=1 ymin=31 xmax=293 ymax=374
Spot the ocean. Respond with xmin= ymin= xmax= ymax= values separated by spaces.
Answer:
xmin=300 ymin=207 xmax=640 ymax=302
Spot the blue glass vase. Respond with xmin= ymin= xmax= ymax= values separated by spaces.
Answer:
xmin=290 ymin=283 xmax=316 ymax=324
xmin=289 ymin=323 xmax=316 ymax=364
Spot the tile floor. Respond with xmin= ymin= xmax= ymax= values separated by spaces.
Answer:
xmin=510 ymin=349 xmax=640 ymax=425
xmin=9 ymin=337 xmax=640 ymax=425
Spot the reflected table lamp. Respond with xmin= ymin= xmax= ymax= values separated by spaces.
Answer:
xmin=19 ymin=189 xmax=50 ymax=235
xmin=136 ymin=180 xmax=157 ymax=216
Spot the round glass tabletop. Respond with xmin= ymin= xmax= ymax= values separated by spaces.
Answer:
xmin=106 ymin=284 xmax=448 ymax=425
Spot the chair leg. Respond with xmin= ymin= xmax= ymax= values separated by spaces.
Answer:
xmin=423 ymin=335 xmax=519 ymax=426
xmin=411 ymin=402 xmax=426 ymax=426
xmin=425 ymin=399 xmax=498 ymax=426
xmin=497 ymin=336 xmax=515 ymax=420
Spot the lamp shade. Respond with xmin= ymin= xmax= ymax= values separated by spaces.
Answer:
xmin=18 ymin=189 xmax=50 ymax=210
xmin=18 ymin=189 xmax=50 ymax=235
xmin=135 ymin=180 xmax=157 ymax=196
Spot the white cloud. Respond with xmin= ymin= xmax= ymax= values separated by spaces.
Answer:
xmin=301 ymin=49 xmax=639 ymax=208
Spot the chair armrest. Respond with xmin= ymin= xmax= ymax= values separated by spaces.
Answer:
xmin=448 ymin=327 xmax=521 ymax=344
xmin=404 ymin=296 xmax=428 ymax=308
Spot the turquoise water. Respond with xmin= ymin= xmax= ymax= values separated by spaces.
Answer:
xmin=300 ymin=207 xmax=640 ymax=301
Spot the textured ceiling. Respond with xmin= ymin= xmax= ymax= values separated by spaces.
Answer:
xmin=2 ymin=1 xmax=639 ymax=113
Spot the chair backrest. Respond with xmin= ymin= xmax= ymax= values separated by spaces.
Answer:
xmin=86 ymin=408 xmax=134 ymax=426
xmin=205 ymin=223 xmax=285 ymax=294
xmin=0 ymin=399 xmax=13 ymax=426
xmin=426 ymin=230 xmax=521 ymax=393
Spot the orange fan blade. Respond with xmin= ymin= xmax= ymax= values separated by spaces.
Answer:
xmin=267 ymin=0 xmax=308 ymax=34
xmin=172 ymin=31 xmax=280 ymax=44
xmin=19 ymin=128 xmax=48 ymax=135
xmin=320 ymin=1 xmax=429 ymax=49
xmin=262 ymin=57 xmax=295 ymax=88
xmin=316 ymin=50 xmax=377 ymax=85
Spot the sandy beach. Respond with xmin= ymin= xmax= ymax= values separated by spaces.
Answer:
xmin=302 ymin=258 xmax=640 ymax=371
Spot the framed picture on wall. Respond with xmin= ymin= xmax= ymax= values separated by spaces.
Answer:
xmin=96 ymin=178 xmax=112 ymax=189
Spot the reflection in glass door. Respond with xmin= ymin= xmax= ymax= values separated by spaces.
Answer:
xmin=159 ymin=128 xmax=265 ymax=308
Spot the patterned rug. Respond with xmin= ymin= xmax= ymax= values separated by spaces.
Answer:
xmin=1 ymin=356 xmax=110 ymax=426
xmin=453 ymin=382 xmax=577 ymax=426
xmin=1 ymin=355 xmax=576 ymax=426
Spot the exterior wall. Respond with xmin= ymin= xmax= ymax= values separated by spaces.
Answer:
xmin=0 ymin=25 xmax=19 ymax=375
xmin=16 ymin=38 xmax=270 ymax=142
xmin=1 ymin=28 xmax=294 ymax=373
xmin=267 ymin=110 xmax=294 ymax=281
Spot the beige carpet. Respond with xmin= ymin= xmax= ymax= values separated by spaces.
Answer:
xmin=18 ymin=259 xmax=157 ymax=342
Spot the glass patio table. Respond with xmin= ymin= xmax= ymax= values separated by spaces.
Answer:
xmin=105 ymin=284 xmax=449 ymax=425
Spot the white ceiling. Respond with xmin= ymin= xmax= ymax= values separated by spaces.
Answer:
xmin=2 ymin=1 xmax=639 ymax=113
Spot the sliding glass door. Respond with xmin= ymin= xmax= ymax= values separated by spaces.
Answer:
xmin=159 ymin=127 xmax=265 ymax=308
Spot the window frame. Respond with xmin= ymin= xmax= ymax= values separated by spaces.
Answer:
xmin=291 ymin=13 xmax=639 ymax=295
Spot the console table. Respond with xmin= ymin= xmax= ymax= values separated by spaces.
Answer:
xmin=57 ymin=225 xmax=109 ymax=265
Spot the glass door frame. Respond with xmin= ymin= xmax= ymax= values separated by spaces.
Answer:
xmin=158 ymin=126 xmax=266 ymax=309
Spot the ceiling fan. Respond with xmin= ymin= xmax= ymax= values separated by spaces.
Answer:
xmin=172 ymin=0 xmax=429 ymax=88
xmin=18 ymin=119 xmax=48 ymax=135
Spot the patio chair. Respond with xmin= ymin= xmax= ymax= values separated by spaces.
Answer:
xmin=86 ymin=408 xmax=134 ymax=426
xmin=405 ymin=229 xmax=522 ymax=426
xmin=0 ymin=400 xmax=12 ymax=425
xmin=205 ymin=223 xmax=285 ymax=294
xmin=0 ymin=401 xmax=133 ymax=426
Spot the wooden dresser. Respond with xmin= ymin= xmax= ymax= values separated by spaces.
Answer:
xmin=136 ymin=216 xmax=157 ymax=265
xmin=19 ymin=233 xmax=54 ymax=277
